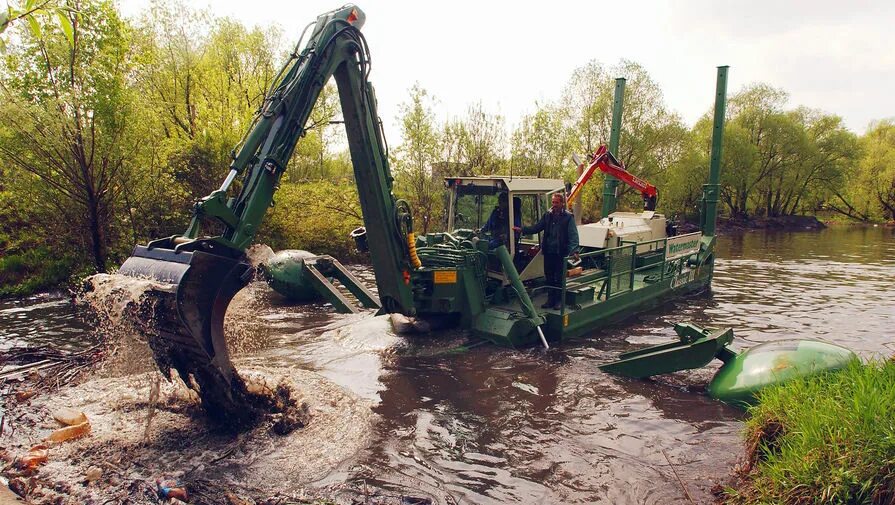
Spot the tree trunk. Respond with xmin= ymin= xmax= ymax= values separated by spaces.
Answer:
xmin=86 ymin=195 xmax=107 ymax=273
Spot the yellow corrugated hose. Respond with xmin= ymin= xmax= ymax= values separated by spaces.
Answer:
xmin=407 ymin=232 xmax=422 ymax=269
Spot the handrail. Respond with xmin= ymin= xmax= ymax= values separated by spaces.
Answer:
xmin=556 ymin=234 xmax=692 ymax=315
xmin=620 ymin=236 xmax=669 ymax=248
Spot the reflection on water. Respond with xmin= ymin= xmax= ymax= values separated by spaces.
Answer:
xmin=1 ymin=227 xmax=893 ymax=503
xmin=0 ymin=293 xmax=94 ymax=352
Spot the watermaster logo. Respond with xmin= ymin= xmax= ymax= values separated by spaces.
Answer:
xmin=669 ymin=240 xmax=698 ymax=254
xmin=665 ymin=232 xmax=702 ymax=260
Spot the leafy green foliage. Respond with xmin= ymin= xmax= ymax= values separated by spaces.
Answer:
xmin=0 ymin=0 xmax=76 ymax=50
xmin=257 ymin=181 xmax=364 ymax=261
xmin=510 ymin=104 xmax=575 ymax=179
xmin=392 ymin=84 xmax=444 ymax=234
xmin=827 ymin=120 xmax=895 ymax=221
xmin=730 ymin=360 xmax=895 ymax=504
xmin=699 ymin=85 xmax=860 ymax=220
xmin=0 ymin=0 xmax=139 ymax=274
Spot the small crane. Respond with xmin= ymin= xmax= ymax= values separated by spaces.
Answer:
xmin=567 ymin=145 xmax=658 ymax=212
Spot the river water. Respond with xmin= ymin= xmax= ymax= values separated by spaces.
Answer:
xmin=1 ymin=227 xmax=893 ymax=504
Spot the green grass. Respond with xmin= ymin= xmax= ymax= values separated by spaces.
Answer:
xmin=0 ymin=247 xmax=78 ymax=297
xmin=727 ymin=359 xmax=895 ymax=504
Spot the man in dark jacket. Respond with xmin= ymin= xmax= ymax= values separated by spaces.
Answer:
xmin=480 ymin=194 xmax=522 ymax=249
xmin=516 ymin=192 xmax=579 ymax=309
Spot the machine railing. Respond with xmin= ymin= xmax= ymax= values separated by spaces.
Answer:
xmin=558 ymin=236 xmax=675 ymax=316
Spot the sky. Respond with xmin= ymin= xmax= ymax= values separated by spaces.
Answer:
xmin=119 ymin=0 xmax=895 ymax=142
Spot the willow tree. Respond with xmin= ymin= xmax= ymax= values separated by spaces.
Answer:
xmin=0 ymin=0 xmax=137 ymax=272
xmin=393 ymin=84 xmax=442 ymax=234
xmin=131 ymin=1 xmax=280 ymax=198
xmin=830 ymin=120 xmax=895 ymax=221
xmin=862 ymin=120 xmax=895 ymax=220
xmin=510 ymin=104 xmax=574 ymax=179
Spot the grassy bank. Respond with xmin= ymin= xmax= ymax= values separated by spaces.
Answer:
xmin=727 ymin=359 xmax=895 ymax=504
xmin=0 ymin=247 xmax=79 ymax=297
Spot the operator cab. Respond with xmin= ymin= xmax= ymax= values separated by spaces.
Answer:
xmin=445 ymin=176 xmax=564 ymax=282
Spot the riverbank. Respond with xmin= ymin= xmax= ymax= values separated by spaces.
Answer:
xmin=724 ymin=360 xmax=895 ymax=504
xmin=717 ymin=214 xmax=826 ymax=231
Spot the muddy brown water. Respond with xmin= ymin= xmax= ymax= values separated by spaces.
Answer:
xmin=1 ymin=227 xmax=893 ymax=504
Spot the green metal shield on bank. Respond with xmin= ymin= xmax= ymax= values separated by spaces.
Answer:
xmin=707 ymin=339 xmax=857 ymax=407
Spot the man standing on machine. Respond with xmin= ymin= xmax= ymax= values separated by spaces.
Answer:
xmin=515 ymin=193 xmax=579 ymax=310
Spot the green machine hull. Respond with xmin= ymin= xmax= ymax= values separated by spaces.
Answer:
xmin=407 ymin=233 xmax=716 ymax=347
xmin=707 ymin=340 xmax=857 ymax=407
xmin=401 ymin=67 xmax=730 ymax=348
xmin=596 ymin=324 xmax=857 ymax=408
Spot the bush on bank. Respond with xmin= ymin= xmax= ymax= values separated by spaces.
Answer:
xmin=727 ymin=359 xmax=895 ymax=505
xmin=256 ymin=180 xmax=366 ymax=263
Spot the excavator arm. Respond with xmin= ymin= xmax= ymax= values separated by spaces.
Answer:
xmin=114 ymin=5 xmax=415 ymax=416
xmin=567 ymin=145 xmax=658 ymax=212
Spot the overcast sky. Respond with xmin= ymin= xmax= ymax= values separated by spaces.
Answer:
xmin=119 ymin=0 xmax=894 ymax=141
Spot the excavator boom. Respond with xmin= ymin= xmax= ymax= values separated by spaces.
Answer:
xmin=568 ymin=145 xmax=658 ymax=212
xmin=114 ymin=5 xmax=415 ymax=418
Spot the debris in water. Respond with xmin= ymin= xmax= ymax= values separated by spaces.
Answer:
xmin=0 ymin=344 xmax=104 ymax=389
xmin=1 ymin=368 xmax=373 ymax=503
xmin=45 ymin=419 xmax=91 ymax=443
xmin=511 ymin=381 xmax=540 ymax=395
xmin=14 ymin=390 xmax=36 ymax=402
xmin=15 ymin=444 xmax=48 ymax=471
xmin=84 ymin=466 xmax=102 ymax=482
xmin=156 ymin=479 xmax=188 ymax=501
xmin=52 ymin=407 xmax=87 ymax=426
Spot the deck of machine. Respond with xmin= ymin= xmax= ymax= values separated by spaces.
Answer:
xmin=455 ymin=230 xmax=713 ymax=346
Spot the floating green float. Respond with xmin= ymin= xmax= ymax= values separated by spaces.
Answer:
xmin=260 ymin=249 xmax=319 ymax=301
xmin=599 ymin=323 xmax=858 ymax=408
xmin=707 ymin=339 xmax=857 ymax=407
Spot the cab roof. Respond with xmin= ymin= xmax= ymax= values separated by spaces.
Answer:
xmin=445 ymin=176 xmax=564 ymax=193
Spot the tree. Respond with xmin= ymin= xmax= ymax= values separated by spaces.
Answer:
xmin=439 ymin=119 xmax=470 ymax=176
xmin=439 ymin=102 xmax=506 ymax=176
xmin=560 ymin=60 xmax=608 ymax=155
xmin=131 ymin=1 xmax=280 ymax=198
xmin=561 ymin=60 xmax=688 ymax=219
xmin=832 ymin=120 xmax=895 ymax=221
xmin=708 ymin=84 xmax=858 ymax=220
xmin=392 ymin=84 xmax=442 ymax=234
xmin=0 ymin=0 xmax=137 ymax=272
xmin=510 ymin=104 xmax=573 ymax=178
xmin=0 ymin=0 xmax=74 ymax=50
xmin=285 ymin=82 xmax=343 ymax=182
xmin=863 ymin=120 xmax=895 ymax=220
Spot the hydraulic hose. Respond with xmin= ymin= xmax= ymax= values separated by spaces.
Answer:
xmin=407 ymin=232 xmax=422 ymax=269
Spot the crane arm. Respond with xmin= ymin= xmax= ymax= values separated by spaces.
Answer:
xmin=113 ymin=5 xmax=416 ymax=419
xmin=567 ymin=145 xmax=658 ymax=212
xmin=182 ymin=4 xmax=415 ymax=315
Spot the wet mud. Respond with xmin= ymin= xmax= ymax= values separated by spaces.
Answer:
xmin=2 ymin=367 xmax=372 ymax=503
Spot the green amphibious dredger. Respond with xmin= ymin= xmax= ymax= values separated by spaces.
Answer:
xmin=114 ymin=5 xmax=853 ymax=415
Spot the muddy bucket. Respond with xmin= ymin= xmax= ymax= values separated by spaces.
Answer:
xmin=117 ymin=241 xmax=254 ymax=419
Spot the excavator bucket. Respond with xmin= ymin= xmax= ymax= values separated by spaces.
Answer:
xmin=118 ymin=243 xmax=254 ymax=419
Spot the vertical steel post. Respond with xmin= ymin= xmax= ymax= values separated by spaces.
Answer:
xmin=601 ymin=78 xmax=626 ymax=217
xmin=702 ymin=66 xmax=728 ymax=237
